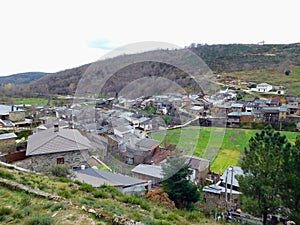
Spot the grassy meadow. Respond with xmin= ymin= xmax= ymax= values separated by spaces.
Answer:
xmin=225 ymin=66 xmax=300 ymax=96
xmin=10 ymin=98 xmax=49 ymax=105
xmin=150 ymin=126 xmax=299 ymax=173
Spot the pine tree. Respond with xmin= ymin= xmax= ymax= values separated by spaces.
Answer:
xmin=282 ymin=136 xmax=300 ymax=223
xmin=162 ymin=152 xmax=200 ymax=210
xmin=237 ymin=126 xmax=291 ymax=225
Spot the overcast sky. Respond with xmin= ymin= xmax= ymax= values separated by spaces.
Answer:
xmin=0 ymin=0 xmax=299 ymax=76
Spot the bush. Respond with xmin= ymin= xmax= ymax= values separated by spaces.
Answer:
xmin=57 ymin=177 xmax=71 ymax=183
xmin=57 ymin=190 xmax=72 ymax=199
xmin=50 ymin=203 xmax=67 ymax=212
xmin=13 ymin=210 xmax=24 ymax=219
xmin=185 ymin=211 xmax=203 ymax=222
xmin=79 ymin=183 xmax=95 ymax=192
xmin=99 ymin=184 xmax=123 ymax=197
xmin=153 ymin=210 xmax=165 ymax=220
xmin=20 ymin=197 xmax=31 ymax=208
xmin=74 ymin=180 xmax=82 ymax=185
xmin=23 ymin=207 xmax=33 ymax=216
xmin=16 ymin=130 xmax=32 ymax=140
xmin=0 ymin=169 xmax=15 ymax=180
xmin=50 ymin=165 xmax=70 ymax=177
xmin=25 ymin=214 xmax=54 ymax=225
xmin=93 ymin=190 xmax=109 ymax=199
xmin=0 ymin=207 xmax=12 ymax=216
xmin=119 ymin=195 xmax=150 ymax=211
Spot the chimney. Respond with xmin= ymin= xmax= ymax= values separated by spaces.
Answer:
xmin=54 ymin=123 xmax=59 ymax=132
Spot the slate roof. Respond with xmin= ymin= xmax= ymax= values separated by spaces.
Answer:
xmin=132 ymin=164 xmax=164 ymax=179
xmin=184 ymin=155 xmax=210 ymax=171
xmin=135 ymin=138 xmax=159 ymax=149
xmin=76 ymin=168 xmax=147 ymax=187
xmin=0 ymin=133 xmax=17 ymax=141
xmin=114 ymin=125 xmax=132 ymax=133
xmin=26 ymin=128 xmax=91 ymax=156
xmin=228 ymin=112 xmax=253 ymax=117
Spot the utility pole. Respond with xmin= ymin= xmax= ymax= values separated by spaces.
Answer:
xmin=229 ymin=166 xmax=234 ymax=202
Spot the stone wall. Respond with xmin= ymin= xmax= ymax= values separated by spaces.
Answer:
xmin=0 ymin=138 xmax=16 ymax=154
xmin=9 ymin=111 xmax=25 ymax=122
xmin=29 ymin=150 xmax=89 ymax=172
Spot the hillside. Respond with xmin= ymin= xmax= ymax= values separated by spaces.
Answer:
xmin=27 ymin=43 xmax=300 ymax=97
xmin=0 ymin=164 xmax=217 ymax=225
xmin=0 ymin=72 xmax=48 ymax=85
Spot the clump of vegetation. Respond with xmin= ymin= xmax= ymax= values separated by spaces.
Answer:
xmin=24 ymin=213 xmax=54 ymax=225
xmin=98 ymin=184 xmax=123 ymax=198
xmin=50 ymin=165 xmax=70 ymax=177
xmin=119 ymin=195 xmax=150 ymax=211
xmin=16 ymin=130 xmax=33 ymax=140
xmin=79 ymin=183 xmax=95 ymax=192
xmin=0 ymin=168 xmax=15 ymax=180
xmin=57 ymin=190 xmax=72 ymax=198
xmin=93 ymin=190 xmax=109 ymax=199
xmin=20 ymin=196 xmax=32 ymax=208
xmin=0 ymin=207 xmax=13 ymax=216
xmin=50 ymin=203 xmax=67 ymax=212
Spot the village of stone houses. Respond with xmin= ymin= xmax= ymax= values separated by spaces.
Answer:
xmin=0 ymin=70 xmax=299 ymax=225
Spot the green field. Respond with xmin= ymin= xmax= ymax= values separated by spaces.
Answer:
xmin=150 ymin=126 xmax=299 ymax=173
xmin=11 ymin=98 xmax=49 ymax=105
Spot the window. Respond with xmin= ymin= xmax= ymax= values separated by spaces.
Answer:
xmin=57 ymin=158 xmax=64 ymax=164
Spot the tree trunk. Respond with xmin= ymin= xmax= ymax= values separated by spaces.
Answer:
xmin=262 ymin=211 xmax=268 ymax=225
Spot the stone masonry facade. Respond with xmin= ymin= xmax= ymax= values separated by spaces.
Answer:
xmin=29 ymin=150 xmax=89 ymax=172
xmin=0 ymin=138 xmax=16 ymax=154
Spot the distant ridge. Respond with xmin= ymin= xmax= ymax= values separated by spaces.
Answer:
xmin=29 ymin=43 xmax=300 ymax=96
xmin=0 ymin=72 xmax=48 ymax=85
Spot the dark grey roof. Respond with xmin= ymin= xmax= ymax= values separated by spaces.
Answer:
xmin=136 ymin=138 xmax=159 ymax=149
xmin=26 ymin=128 xmax=91 ymax=156
xmin=0 ymin=132 xmax=17 ymax=141
xmin=76 ymin=168 xmax=146 ymax=187
xmin=184 ymin=155 xmax=210 ymax=171
xmin=114 ymin=125 xmax=132 ymax=133
xmin=132 ymin=164 xmax=163 ymax=179
xmin=228 ymin=112 xmax=253 ymax=117
xmin=43 ymin=120 xmax=69 ymax=129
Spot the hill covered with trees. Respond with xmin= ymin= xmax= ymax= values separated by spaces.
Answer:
xmin=2 ymin=43 xmax=300 ymax=97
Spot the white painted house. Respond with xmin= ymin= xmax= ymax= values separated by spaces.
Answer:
xmin=251 ymin=83 xmax=273 ymax=93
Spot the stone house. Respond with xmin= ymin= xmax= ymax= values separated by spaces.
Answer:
xmin=262 ymin=106 xmax=287 ymax=123
xmin=125 ymin=137 xmax=160 ymax=165
xmin=0 ymin=105 xmax=25 ymax=122
xmin=0 ymin=133 xmax=17 ymax=154
xmin=26 ymin=125 xmax=91 ymax=172
xmin=184 ymin=155 xmax=210 ymax=185
xmin=286 ymin=97 xmax=300 ymax=115
xmin=227 ymin=112 xmax=254 ymax=127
